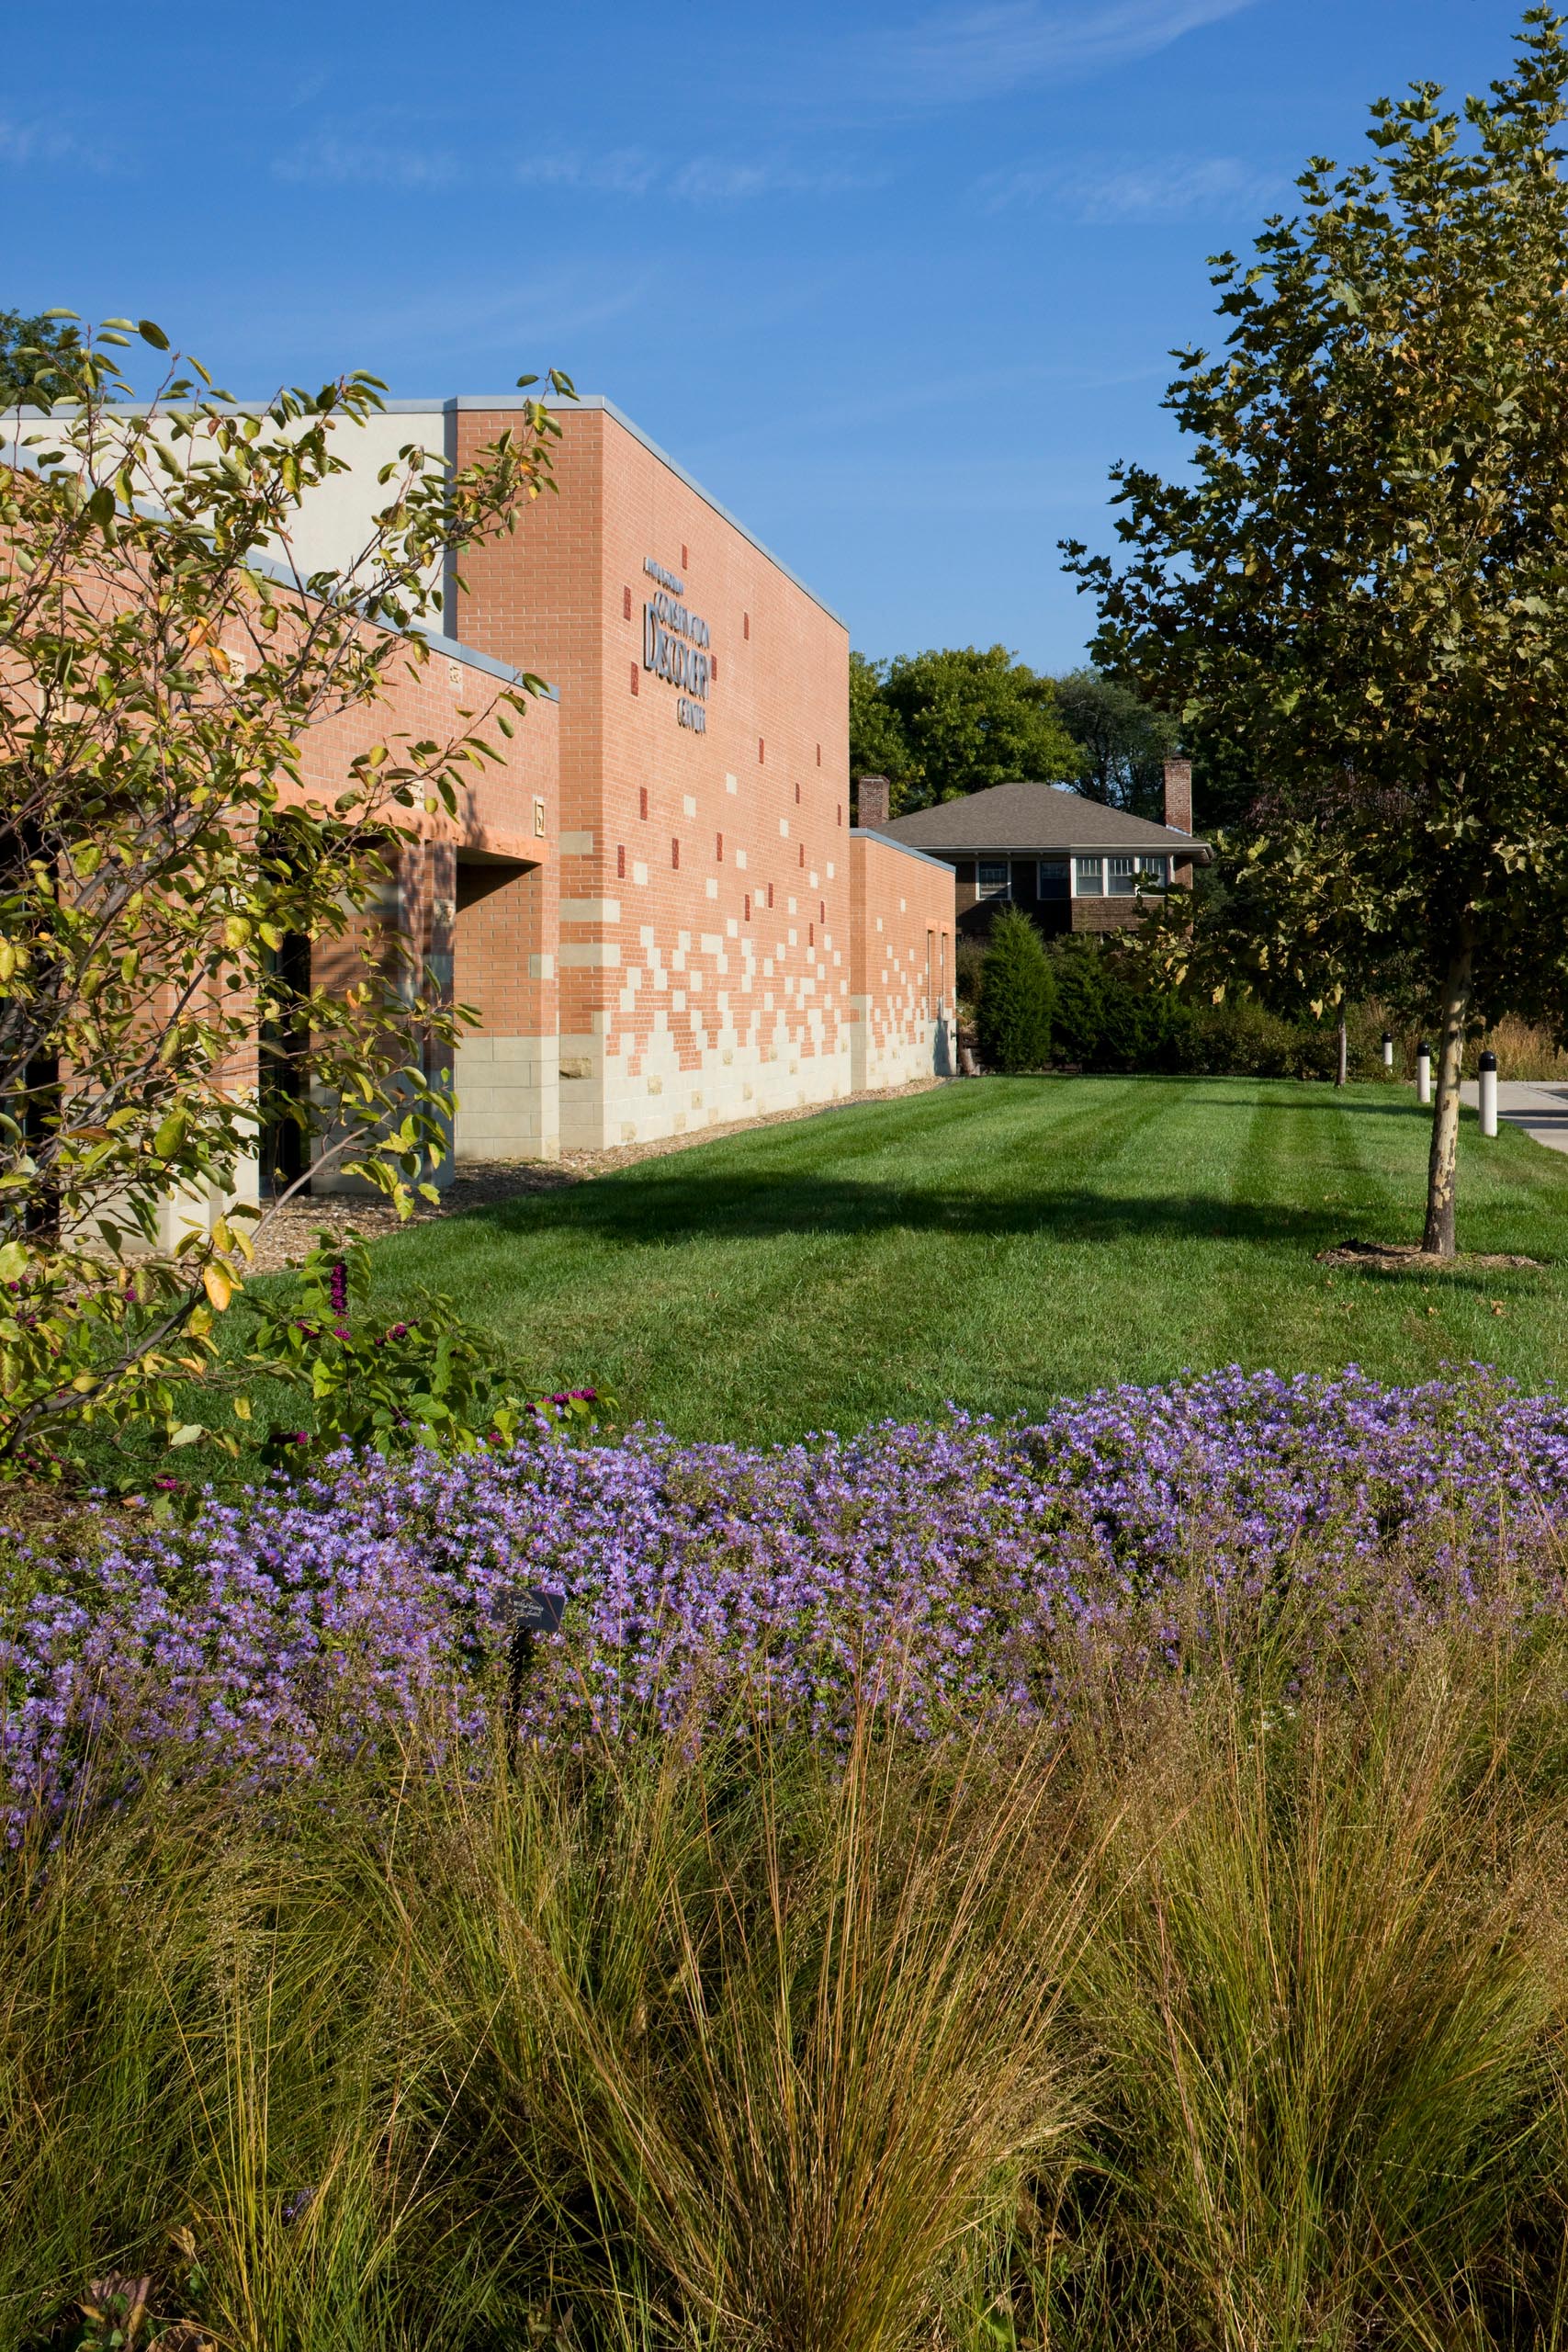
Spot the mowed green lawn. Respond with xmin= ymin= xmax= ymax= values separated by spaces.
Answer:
xmin=355 ymin=1077 xmax=1568 ymax=1445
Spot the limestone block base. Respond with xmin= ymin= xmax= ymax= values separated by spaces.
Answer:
xmin=455 ymin=1033 xmax=560 ymax=1162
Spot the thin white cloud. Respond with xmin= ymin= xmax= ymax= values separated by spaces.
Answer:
xmin=671 ymin=156 xmax=884 ymax=201
xmin=0 ymin=117 xmax=114 ymax=172
xmin=977 ymin=153 xmax=1283 ymax=220
xmin=698 ymin=356 xmax=1167 ymax=461
xmin=860 ymin=0 xmax=1256 ymax=105
xmin=517 ymin=151 xmax=883 ymax=204
xmin=273 ymin=133 xmax=462 ymax=190
xmin=229 ymin=265 xmax=660 ymax=367
xmin=274 ymin=134 xmax=870 ymax=205
xmin=514 ymin=149 xmax=661 ymax=196
xmin=714 ymin=448 xmax=1116 ymax=518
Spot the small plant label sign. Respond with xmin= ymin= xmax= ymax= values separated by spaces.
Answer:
xmin=501 ymin=1587 xmax=568 ymax=1637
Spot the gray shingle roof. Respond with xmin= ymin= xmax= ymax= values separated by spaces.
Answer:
xmin=873 ymin=782 xmax=1210 ymax=861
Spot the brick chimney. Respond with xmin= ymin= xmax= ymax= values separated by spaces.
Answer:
xmin=1162 ymin=756 xmax=1192 ymax=835
xmin=857 ymin=775 xmax=892 ymax=829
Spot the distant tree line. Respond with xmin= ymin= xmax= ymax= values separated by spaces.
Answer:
xmin=849 ymin=645 xmax=1189 ymax=823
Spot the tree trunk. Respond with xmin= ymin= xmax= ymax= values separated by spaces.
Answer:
xmin=1336 ymin=1014 xmax=1348 ymax=1088
xmin=1422 ymin=936 xmax=1474 ymax=1258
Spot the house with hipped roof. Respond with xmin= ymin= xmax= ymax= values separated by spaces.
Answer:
xmin=858 ymin=760 xmax=1209 ymax=938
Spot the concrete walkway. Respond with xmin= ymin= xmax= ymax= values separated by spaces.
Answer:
xmin=1458 ymin=1077 xmax=1568 ymax=1156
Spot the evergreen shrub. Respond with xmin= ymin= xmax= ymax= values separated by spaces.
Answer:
xmin=961 ymin=921 xmax=1393 ymax=1079
xmin=977 ymin=908 xmax=1055 ymax=1071
xmin=1047 ymin=935 xmax=1388 ymax=1078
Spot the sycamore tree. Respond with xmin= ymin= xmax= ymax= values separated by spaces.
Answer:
xmin=1064 ymin=8 xmax=1568 ymax=1257
xmin=0 ymin=311 xmax=570 ymax=1473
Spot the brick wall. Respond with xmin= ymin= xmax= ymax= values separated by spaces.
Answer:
xmin=65 ymin=391 xmax=964 ymax=1182
xmin=268 ymin=626 xmax=562 ymax=1181
xmin=849 ymin=831 xmax=956 ymax=1090
xmin=453 ymin=401 xmax=855 ymax=1146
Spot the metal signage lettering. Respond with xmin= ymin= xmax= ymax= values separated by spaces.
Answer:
xmin=642 ymin=555 xmax=712 ymax=733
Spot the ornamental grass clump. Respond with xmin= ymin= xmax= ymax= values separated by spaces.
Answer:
xmin=394 ymin=1703 xmax=1089 ymax=2352
xmin=0 ymin=1710 xmax=1094 ymax=2351
xmin=12 ymin=1632 xmax=1568 ymax=2346
xmin=1064 ymin=1650 xmax=1568 ymax=2352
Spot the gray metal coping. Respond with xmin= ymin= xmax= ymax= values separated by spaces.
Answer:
xmin=5 ymin=391 xmax=846 ymax=633
xmin=850 ymin=826 xmax=959 ymax=876
xmin=0 ymin=431 xmax=553 ymax=697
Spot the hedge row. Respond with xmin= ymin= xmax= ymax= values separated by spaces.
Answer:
xmin=960 ymin=931 xmax=1393 ymax=1078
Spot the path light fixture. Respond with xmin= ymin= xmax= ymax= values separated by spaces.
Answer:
xmin=1416 ymin=1042 xmax=1432 ymax=1105
xmin=1382 ymin=1030 xmax=1394 ymax=1072
xmin=1480 ymin=1048 xmax=1499 ymax=1138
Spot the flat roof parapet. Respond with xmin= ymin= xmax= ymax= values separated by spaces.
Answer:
xmin=7 ymin=393 xmax=844 ymax=631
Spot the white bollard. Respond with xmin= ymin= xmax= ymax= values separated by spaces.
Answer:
xmin=1382 ymin=1031 xmax=1394 ymax=1072
xmin=1479 ymin=1048 xmax=1498 ymax=1138
xmin=1416 ymin=1043 xmax=1432 ymax=1106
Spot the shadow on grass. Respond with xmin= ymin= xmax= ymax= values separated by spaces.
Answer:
xmin=392 ymin=1168 xmax=1558 ymax=1288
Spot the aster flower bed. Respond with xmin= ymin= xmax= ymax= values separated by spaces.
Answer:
xmin=6 ymin=1364 xmax=1568 ymax=1838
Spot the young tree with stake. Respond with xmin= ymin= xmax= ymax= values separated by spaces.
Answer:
xmin=1064 ymin=9 xmax=1568 ymax=1256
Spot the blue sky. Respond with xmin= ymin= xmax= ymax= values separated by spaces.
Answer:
xmin=6 ymin=0 xmax=1528 ymax=665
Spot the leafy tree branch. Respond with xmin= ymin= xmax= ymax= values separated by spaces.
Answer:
xmin=0 ymin=310 xmax=573 ymax=1469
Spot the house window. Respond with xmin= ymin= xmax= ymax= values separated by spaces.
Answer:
xmin=977 ymin=860 xmax=1010 ymax=900
xmin=1139 ymin=855 xmax=1169 ymax=888
xmin=1075 ymin=855 xmax=1104 ymax=897
xmin=1037 ymin=859 xmax=1069 ymax=901
xmin=1108 ymin=856 xmax=1137 ymax=898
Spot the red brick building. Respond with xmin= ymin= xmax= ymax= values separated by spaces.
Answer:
xmin=292 ymin=396 xmax=955 ymax=1163
xmin=18 ymin=392 xmax=956 ymax=1182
